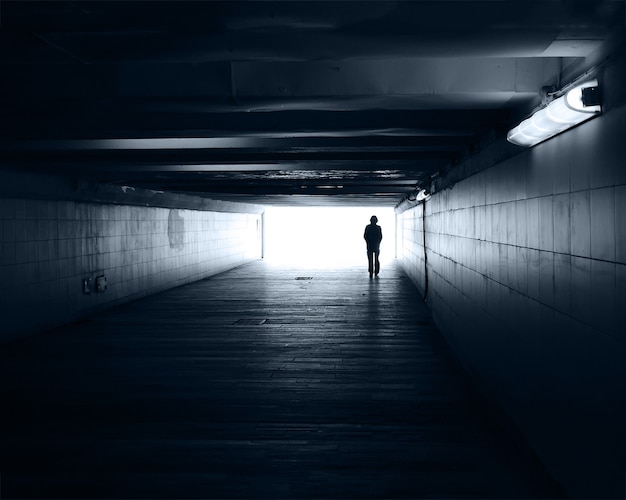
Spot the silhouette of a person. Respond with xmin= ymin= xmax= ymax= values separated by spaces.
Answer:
xmin=364 ymin=215 xmax=382 ymax=278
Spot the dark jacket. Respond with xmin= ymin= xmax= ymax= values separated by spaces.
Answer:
xmin=364 ymin=224 xmax=382 ymax=251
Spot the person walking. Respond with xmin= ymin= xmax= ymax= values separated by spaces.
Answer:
xmin=364 ymin=215 xmax=382 ymax=278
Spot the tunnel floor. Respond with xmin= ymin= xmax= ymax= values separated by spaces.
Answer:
xmin=0 ymin=260 xmax=563 ymax=499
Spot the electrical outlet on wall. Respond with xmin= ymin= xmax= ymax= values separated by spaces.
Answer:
xmin=95 ymin=275 xmax=107 ymax=293
xmin=82 ymin=278 xmax=92 ymax=294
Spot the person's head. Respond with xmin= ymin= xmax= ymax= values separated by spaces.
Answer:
xmin=370 ymin=215 xmax=378 ymax=224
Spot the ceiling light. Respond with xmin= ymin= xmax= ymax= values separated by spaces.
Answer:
xmin=416 ymin=189 xmax=431 ymax=202
xmin=507 ymin=79 xmax=601 ymax=147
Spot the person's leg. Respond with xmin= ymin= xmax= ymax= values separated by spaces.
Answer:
xmin=374 ymin=250 xmax=380 ymax=276
xmin=367 ymin=249 xmax=374 ymax=277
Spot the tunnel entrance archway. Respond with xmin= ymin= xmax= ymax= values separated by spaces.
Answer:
xmin=263 ymin=206 xmax=395 ymax=269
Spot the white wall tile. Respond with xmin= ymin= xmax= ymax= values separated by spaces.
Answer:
xmin=590 ymin=260 xmax=616 ymax=336
xmin=506 ymin=202 xmax=516 ymax=245
xmin=570 ymin=256 xmax=592 ymax=326
xmin=570 ymin=190 xmax=591 ymax=258
xmin=553 ymin=194 xmax=571 ymax=254
xmin=516 ymin=200 xmax=528 ymax=248
xmin=553 ymin=253 xmax=571 ymax=316
xmin=516 ymin=247 xmax=529 ymax=296
xmin=539 ymin=250 xmax=555 ymax=307
xmin=538 ymin=196 xmax=554 ymax=251
xmin=526 ymin=197 xmax=539 ymax=249
xmin=590 ymin=187 xmax=616 ymax=262
xmin=526 ymin=248 xmax=541 ymax=301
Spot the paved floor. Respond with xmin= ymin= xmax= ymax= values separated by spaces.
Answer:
xmin=0 ymin=260 xmax=563 ymax=499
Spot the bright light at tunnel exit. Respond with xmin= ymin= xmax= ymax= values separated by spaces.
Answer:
xmin=263 ymin=206 xmax=395 ymax=268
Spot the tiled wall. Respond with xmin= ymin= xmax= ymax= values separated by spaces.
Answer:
xmin=398 ymin=103 xmax=626 ymax=497
xmin=0 ymin=199 xmax=262 ymax=342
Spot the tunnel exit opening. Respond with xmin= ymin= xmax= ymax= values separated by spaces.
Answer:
xmin=263 ymin=206 xmax=395 ymax=269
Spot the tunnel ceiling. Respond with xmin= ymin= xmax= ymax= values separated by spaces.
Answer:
xmin=1 ymin=1 xmax=624 ymax=207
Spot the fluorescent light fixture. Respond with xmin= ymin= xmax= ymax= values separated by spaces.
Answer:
xmin=507 ymin=79 xmax=601 ymax=147
xmin=416 ymin=189 xmax=431 ymax=202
